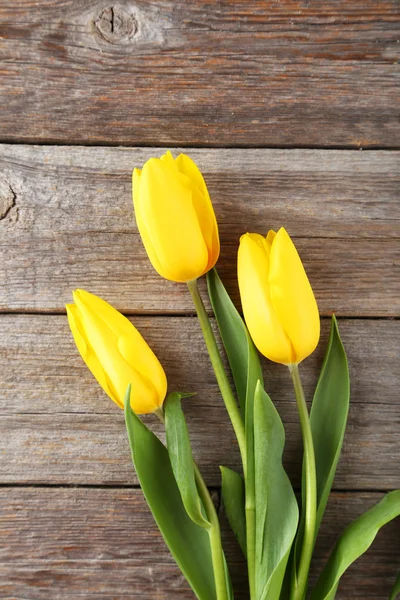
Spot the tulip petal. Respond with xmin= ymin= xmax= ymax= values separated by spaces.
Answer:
xmin=238 ymin=234 xmax=293 ymax=364
xmin=160 ymin=150 xmax=180 ymax=172
xmin=268 ymin=228 xmax=320 ymax=363
xmin=132 ymin=168 xmax=169 ymax=279
xmin=265 ymin=229 xmax=276 ymax=252
xmin=71 ymin=291 xmax=163 ymax=413
xmin=175 ymin=153 xmax=220 ymax=271
xmin=66 ymin=303 xmax=117 ymax=403
xmin=73 ymin=289 xmax=129 ymax=339
xmin=136 ymin=157 xmax=209 ymax=282
xmin=118 ymin=334 xmax=167 ymax=406
xmin=73 ymin=290 xmax=167 ymax=404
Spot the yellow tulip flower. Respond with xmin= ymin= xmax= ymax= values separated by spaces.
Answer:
xmin=66 ymin=290 xmax=167 ymax=414
xmin=238 ymin=228 xmax=320 ymax=365
xmin=132 ymin=151 xmax=220 ymax=282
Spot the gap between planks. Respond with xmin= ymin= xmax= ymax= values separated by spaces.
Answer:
xmin=0 ymin=483 xmax=393 ymax=495
xmin=0 ymin=311 xmax=399 ymax=319
xmin=1 ymin=140 xmax=399 ymax=151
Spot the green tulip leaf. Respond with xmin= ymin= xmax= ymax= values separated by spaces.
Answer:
xmin=254 ymin=381 xmax=299 ymax=600
xmin=164 ymin=392 xmax=210 ymax=529
xmin=207 ymin=268 xmax=263 ymax=417
xmin=390 ymin=571 xmax=400 ymax=600
xmin=223 ymin=554 xmax=235 ymax=600
xmin=311 ymin=315 xmax=350 ymax=533
xmin=311 ymin=490 xmax=400 ymax=600
xmin=220 ymin=466 xmax=247 ymax=556
xmin=124 ymin=386 xmax=217 ymax=600
xmin=292 ymin=315 xmax=350 ymax=586
xmin=243 ymin=326 xmax=266 ymax=598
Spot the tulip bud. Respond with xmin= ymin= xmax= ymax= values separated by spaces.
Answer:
xmin=132 ymin=151 xmax=220 ymax=282
xmin=66 ymin=290 xmax=167 ymax=414
xmin=238 ymin=228 xmax=320 ymax=365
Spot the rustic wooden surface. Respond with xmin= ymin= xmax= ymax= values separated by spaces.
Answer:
xmin=0 ymin=1 xmax=399 ymax=598
xmin=0 ymin=146 xmax=399 ymax=315
xmin=1 ymin=489 xmax=399 ymax=599
xmin=0 ymin=1 xmax=399 ymax=147
xmin=1 ymin=316 xmax=399 ymax=491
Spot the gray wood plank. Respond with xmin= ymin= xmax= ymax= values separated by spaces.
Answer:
xmin=0 ymin=1 xmax=398 ymax=147
xmin=1 ymin=315 xmax=399 ymax=489
xmin=1 ymin=145 xmax=399 ymax=315
xmin=0 ymin=488 xmax=398 ymax=599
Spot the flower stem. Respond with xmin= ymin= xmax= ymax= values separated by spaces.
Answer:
xmin=193 ymin=462 xmax=229 ymax=600
xmin=187 ymin=278 xmax=246 ymax=472
xmin=156 ymin=408 xmax=229 ymax=600
xmin=289 ymin=363 xmax=317 ymax=600
xmin=245 ymin=498 xmax=256 ymax=599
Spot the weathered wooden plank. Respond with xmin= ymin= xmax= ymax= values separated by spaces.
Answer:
xmin=0 ymin=488 xmax=398 ymax=599
xmin=0 ymin=1 xmax=398 ymax=147
xmin=2 ymin=407 xmax=398 ymax=489
xmin=2 ymin=316 xmax=399 ymax=413
xmin=1 ymin=145 xmax=398 ymax=315
xmin=1 ymin=315 xmax=399 ymax=489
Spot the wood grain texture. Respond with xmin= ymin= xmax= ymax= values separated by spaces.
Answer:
xmin=0 ymin=1 xmax=399 ymax=147
xmin=1 ymin=315 xmax=399 ymax=489
xmin=1 ymin=1 xmax=399 ymax=596
xmin=0 ymin=145 xmax=399 ymax=315
xmin=0 ymin=488 xmax=399 ymax=599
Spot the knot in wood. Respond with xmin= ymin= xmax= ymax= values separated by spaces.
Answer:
xmin=94 ymin=5 xmax=137 ymax=45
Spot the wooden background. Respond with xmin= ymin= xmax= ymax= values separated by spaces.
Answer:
xmin=0 ymin=1 xmax=399 ymax=599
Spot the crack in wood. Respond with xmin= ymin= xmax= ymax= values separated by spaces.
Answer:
xmin=0 ymin=179 xmax=16 ymax=220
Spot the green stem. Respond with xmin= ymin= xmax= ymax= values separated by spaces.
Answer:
xmin=193 ymin=462 xmax=229 ymax=600
xmin=289 ymin=363 xmax=317 ymax=600
xmin=245 ymin=392 xmax=256 ymax=598
xmin=187 ymin=278 xmax=246 ymax=473
xmin=245 ymin=500 xmax=256 ymax=599
xmin=156 ymin=408 xmax=229 ymax=600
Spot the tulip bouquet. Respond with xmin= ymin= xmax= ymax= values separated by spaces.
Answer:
xmin=67 ymin=152 xmax=400 ymax=600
